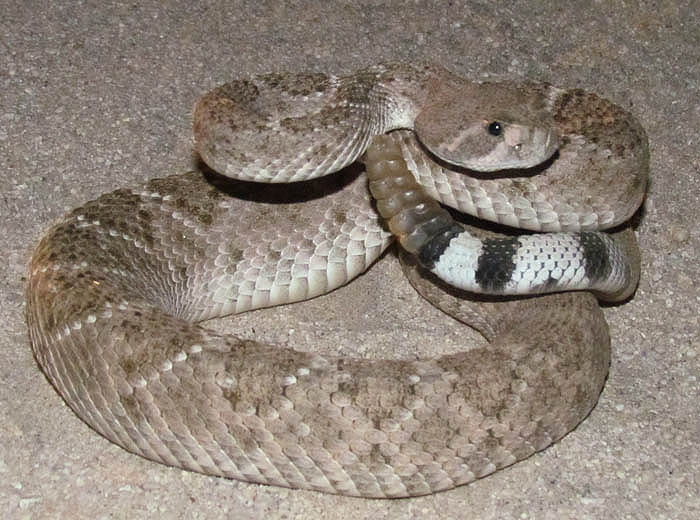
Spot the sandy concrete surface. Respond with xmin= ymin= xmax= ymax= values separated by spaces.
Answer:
xmin=2 ymin=1 xmax=698 ymax=518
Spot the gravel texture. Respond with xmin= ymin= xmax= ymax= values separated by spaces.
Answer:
xmin=1 ymin=1 xmax=698 ymax=518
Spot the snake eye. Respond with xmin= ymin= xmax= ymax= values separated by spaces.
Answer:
xmin=487 ymin=121 xmax=503 ymax=136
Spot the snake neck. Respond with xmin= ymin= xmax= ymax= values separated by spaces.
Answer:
xmin=356 ymin=63 xmax=452 ymax=133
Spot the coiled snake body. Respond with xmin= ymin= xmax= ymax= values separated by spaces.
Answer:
xmin=26 ymin=64 xmax=648 ymax=497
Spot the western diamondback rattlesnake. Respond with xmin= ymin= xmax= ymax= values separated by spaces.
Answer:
xmin=26 ymin=63 xmax=648 ymax=497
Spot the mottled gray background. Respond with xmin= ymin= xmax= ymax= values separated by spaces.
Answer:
xmin=2 ymin=1 xmax=698 ymax=518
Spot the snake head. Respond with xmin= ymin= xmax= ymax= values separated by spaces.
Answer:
xmin=415 ymin=81 xmax=560 ymax=172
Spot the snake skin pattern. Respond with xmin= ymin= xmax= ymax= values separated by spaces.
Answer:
xmin=364 ymin=135 xmax=635 ymax=300
xmin=26 ymin=63 xmax=648 ymax=497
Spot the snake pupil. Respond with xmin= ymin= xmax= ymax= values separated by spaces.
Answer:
xmin=487 ymin=121 xmax=502 ymax=136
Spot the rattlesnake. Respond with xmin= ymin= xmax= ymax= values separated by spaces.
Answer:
xmin=26 ymin=63 xmax=648 ymax=498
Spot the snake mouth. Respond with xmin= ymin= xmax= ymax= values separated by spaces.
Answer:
xmin=445 ymin=125 xmax=560 ymax=173
xmin=523 ymin=126 xmax=559 ymax=166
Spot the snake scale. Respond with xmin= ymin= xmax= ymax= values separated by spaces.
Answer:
xmin=26 ymin=63 xmax=648 ymax=497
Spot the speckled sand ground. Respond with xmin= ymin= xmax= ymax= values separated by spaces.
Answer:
xmin=2 ymin=1 xmax=698 ymax=518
